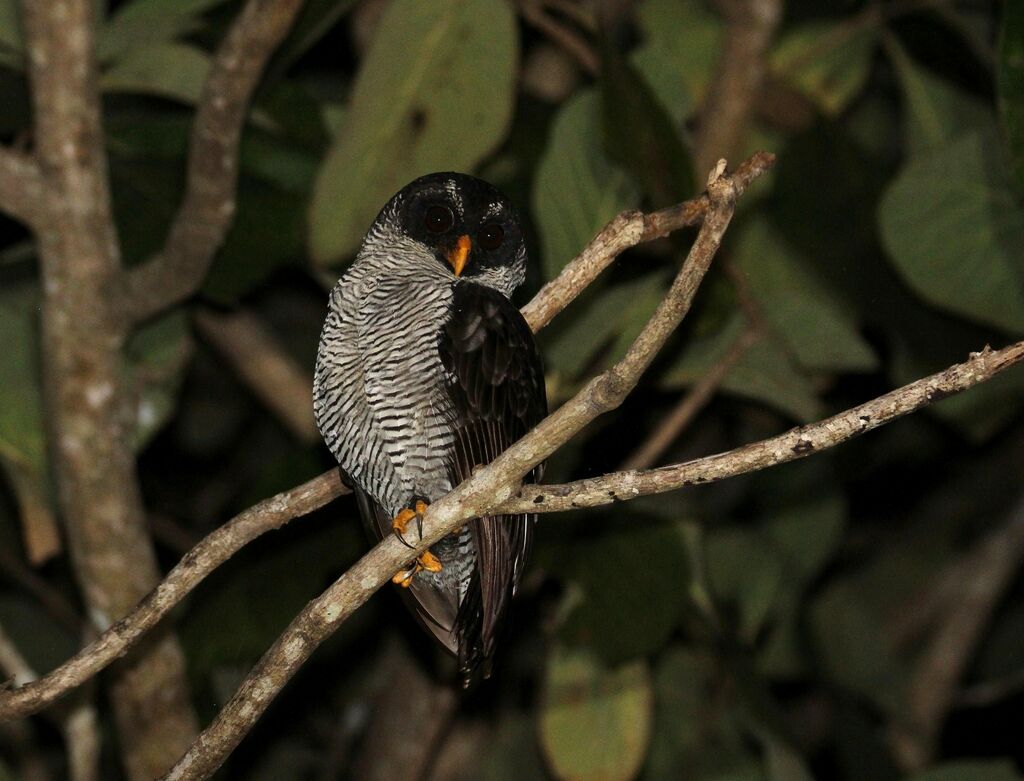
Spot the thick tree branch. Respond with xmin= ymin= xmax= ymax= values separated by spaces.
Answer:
xmin=20 ymin=1 xmax=199 ymax=775
xmin=0 ymin=146 xmax=46 ymax=228
xmin=122 ymin=0 xmax=304 ymax=325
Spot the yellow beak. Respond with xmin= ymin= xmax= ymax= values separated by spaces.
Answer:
xmin=446 ymin=234 xmax=471 ymax=277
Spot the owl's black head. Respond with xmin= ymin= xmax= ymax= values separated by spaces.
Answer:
xmin=373 ymin=172 xmax=527 ymax=295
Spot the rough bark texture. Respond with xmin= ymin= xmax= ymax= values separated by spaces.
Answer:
xmin=19 ymin=2 xmax=198 ymax=778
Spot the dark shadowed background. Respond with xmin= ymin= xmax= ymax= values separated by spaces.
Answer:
xmin=1 ymin=0 xmax=1023 ymax=779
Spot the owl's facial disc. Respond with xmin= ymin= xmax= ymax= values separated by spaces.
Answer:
xmin=446 ymin=234 xmax=471 ymax=277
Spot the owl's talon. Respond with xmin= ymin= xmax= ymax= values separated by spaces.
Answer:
xmin=391 ymin=500 xmax=429 ymax=548
xmin=392 ymin=552 xmax=444 ymax=587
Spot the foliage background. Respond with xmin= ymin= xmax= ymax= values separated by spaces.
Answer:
xmin=1 ymin=0 xmax=1023 ymax=779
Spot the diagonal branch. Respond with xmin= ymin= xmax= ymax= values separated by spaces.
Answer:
xmin=0 ymin=146 xmax=46 ymax=228
xmin=498 ymin=341 xmax=1024 ymax=514
xmin=0 ymin=470 xmax=347 ymax=720
xmin=521 ymin=152 xmax=774 ymax=331
xmin=122 ymin=0 xmax=304 ymax=326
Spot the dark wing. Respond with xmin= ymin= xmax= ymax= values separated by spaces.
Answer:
xmin=439 ymin=282 xmax=547 ymax=680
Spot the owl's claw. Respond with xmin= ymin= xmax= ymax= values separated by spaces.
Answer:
xmin=392 ymin=551 xmax=444 ymax=587
xmin=391 ymin=499 xmax=429 ymax=548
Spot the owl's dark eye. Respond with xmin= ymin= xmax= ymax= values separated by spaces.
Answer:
xmin=424 ymin=205 xmax=454 ymax=234
xmin=478 ymin=223 xmax=504 ymax=250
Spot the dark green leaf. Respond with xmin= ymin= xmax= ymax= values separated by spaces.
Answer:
xmin=887 ymin=39 xmax=991 ymax=156
xmin=100 ymin=42 xmax=210 ymax=104
xmin=734 ymin=218 xmax=878 ymax=373
xmin=539 ymin=646 xmax=653 ymax=781
xmin=599 ymin=34 xmax=694 ymax=206
xmin=662 ymin=314 xmax=824 ymax=422
xmin=203 ymin=178 xmax=307 ymax=304
xmin=643 ymin=648 xmax=761 ymax=781
xmin=532 ymin=90 xmax=639 ymax=279
xmin=560 ymin=519 xmax=690 ymax=665
xmin=771 ymin=22 xmax=875 ymax=117
xmin=541 ymin=270 xmax=669 ymax=379
xmin=631 ymin=0 xmax=721 ymax=121
xmin=96 ymin=0 xmax=228 ymax=64
xmin=879 ymin=130 xmax=1024 ymax=334
xmin=308 ymin=0 xmax=518 ymax=263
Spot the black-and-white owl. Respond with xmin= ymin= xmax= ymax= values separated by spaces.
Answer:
xmin=313 ymin=173 xmax=546 ymax=683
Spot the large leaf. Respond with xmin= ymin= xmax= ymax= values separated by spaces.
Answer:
xmin=560 ymin=518 xmax=690 ymax=664
xmin=308 ymin=0 xmax=517 ymax=264
xmin=771 ymin=22 xmax=875 ymax=117
xmin=539 ymin=646 xmax=653 ymax=781
xmin=887 ymin=39 xmax=991 ymax=156
xmin=999 ymin=0 xmax=1024 ymax=196
xmin=600 ymin=35 xmax=694 ymax=206
xmin=663 ymin=314 xmax=824 ymax=422
xmin=879 ymin=130 xmax=1024 ymax=334
xmin=532 ymin=90 xmax=638 ymax=279
xmin=631 ymin=0 xmax=722 ymax=120
xmin=542 ymin=270 xmax=669 ymax=379
xmin=96 ymin=0 xmax=230 ymax=64
xmin=643 ymin=648 xmax=761 ymax=781
xmin=734 ymin=218 xmax=877 ymax=373
xmin=0 ymin=0 xmax=22 ymax=67
xmin=0 ymin=284 xmax=59 ymax=564
xmin=100 ymin=42 xmax=210 ymax=104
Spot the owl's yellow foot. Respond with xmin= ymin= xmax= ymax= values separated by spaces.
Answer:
xmin=391 ymin=500 xmax=428 ymax=547
xmin=392 ymin=551 xmax=444 ymax=588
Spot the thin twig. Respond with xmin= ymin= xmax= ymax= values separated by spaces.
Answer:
xmin=0 ymin=470 xmax=347 ymax=720
xmin=0 ymin=624 xmax=100 ymax=781
xmin=501 ymin=342 xmax=1024 ymax=514
xmin=695 ymin=0 xmax=782 ymax=175
xmin=194 ymin=309 xmax=319 ymax=443
xmin=521 ymin=152 xmax=775 ymax=332
xmin=0 ymin=146 xmax=46 ymax=228
xmin=621 ymin=324 xmax=760 ymax=470
xmin=123 ymin=0 xmax=304 ymax=326
xmin=518 ymin=0 xmax=599 ymax=75
xmin=889 ymin=496 xmax=1024 ymax=771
